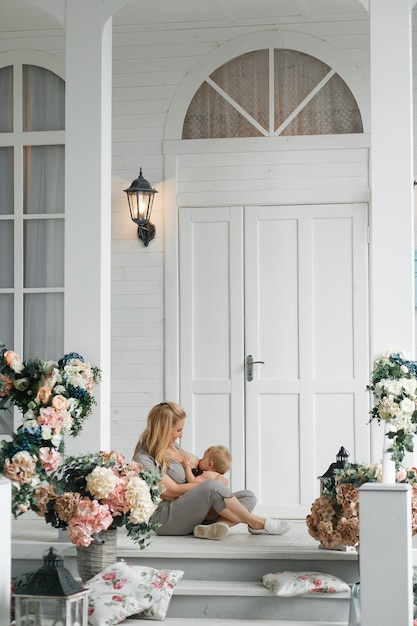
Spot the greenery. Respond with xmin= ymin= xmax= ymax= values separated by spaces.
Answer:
xmin=367 ymin=351 xmax=417 ymax=466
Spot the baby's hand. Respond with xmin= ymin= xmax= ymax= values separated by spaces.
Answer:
xmin=181 ymin=456 xmax=191 ymax=467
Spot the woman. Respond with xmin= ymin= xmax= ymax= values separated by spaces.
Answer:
xmin=133 ymin=401 xmax=291 ymax=540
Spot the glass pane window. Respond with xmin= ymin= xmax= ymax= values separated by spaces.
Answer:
xmin=0 ymin=295 xmax=14 ymax=350
xmin=24 ymin=145 xmax=65 ymax=214
xmin=0 ymin=220 xmax=14 ymax=288
xmin=0 ymin=147 xmax=14 ymax=215
xmin=183 ymin=48 xmax=363 ymax=139
xmin=0 ymin=66 xmax=13 ymax=133
xmin=24 ymin=219 xmax=64 ymax=289
xmin=0 ymin=59 xmax=65 ymax=361
xmin=23 ymin=65 xmax=65 ymax=131
xmin=24 ymin=293 xmax=64 ymax=360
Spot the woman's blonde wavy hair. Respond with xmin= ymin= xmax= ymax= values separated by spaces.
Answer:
xmin=133 ymin=401 xmax=186 ymax=472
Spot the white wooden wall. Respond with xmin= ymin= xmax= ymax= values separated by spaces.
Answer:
xmin=2 ymin=5 xmax=417 ymax=460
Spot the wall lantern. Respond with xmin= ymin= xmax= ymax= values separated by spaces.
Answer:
xmin=124 ymin=167 xmax=158 ymax=247
xmin=317 ymin=446 xmax=350 ymax=495
xmin=13 ymin=547 xmax=89 ymax=626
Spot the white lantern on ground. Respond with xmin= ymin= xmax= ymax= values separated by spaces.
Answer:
xmin=13 ymin=547 xmax=89 ymax=626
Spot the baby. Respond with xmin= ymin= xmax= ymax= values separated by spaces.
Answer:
xmin=183 ymin=445 xmax=232 ymax=486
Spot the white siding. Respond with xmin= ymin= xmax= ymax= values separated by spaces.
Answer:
xmin=2 ymin=5 xmax=417 ymax=460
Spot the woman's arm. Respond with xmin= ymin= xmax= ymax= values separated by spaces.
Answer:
xmin=159 ymin=472 xmax=199 ymax=500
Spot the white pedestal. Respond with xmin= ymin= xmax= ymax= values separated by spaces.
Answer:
xmin=359 ymin=483 xmax=413 ymax=626
xmin=0 ymin=479 xmax=11 ymax=626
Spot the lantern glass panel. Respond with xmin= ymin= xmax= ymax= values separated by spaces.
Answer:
xmin=14 ymin=593 xmax=88 ymax=626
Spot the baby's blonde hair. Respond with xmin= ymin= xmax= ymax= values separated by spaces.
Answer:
xmin=206 ymin=445 xmax=232 ymax=474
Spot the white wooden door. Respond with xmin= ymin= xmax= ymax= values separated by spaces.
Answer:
xmin=179 ymin=203 xmax=369 ymax=518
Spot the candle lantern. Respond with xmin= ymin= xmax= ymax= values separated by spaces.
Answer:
xmin=318 ymin=446 xmax=350 ymax=495
xmin=13 ymin=547 xmax=89 ymax=626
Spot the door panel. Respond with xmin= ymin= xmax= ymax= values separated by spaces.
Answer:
xmin=179 ymin=207 xmax=246 ymax=489
xmin=179 ymin=203 xmax=369 ymax=518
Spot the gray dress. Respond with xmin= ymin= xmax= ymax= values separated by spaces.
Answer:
xmin=134 ymin=445 xmax=256 ymax=535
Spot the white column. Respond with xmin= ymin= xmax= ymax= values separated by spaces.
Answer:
xmin=64 ymin=0 xmax=113 ymax=453
xmin=369 ymin=0 xmax=414 ymax=358
xmin=0 ymin=479 xmax=11 ymax=626
xmin=359 ymin=483 xmax=413 ymax=625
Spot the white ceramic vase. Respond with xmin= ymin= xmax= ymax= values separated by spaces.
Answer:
xmin=381 ymin=420 xmax=396 ymax=484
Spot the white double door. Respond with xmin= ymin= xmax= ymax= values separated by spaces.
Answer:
xmin=179 ymin=204 xmax=369 ymax=518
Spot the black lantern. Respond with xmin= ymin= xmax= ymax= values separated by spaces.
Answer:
xmin=318 ymin=446 xmax=350 ymax=495
xmin=124 ymin=167 xmax=158 ymax=246
xmin=13 ymin=547 xmax=89 ymax=626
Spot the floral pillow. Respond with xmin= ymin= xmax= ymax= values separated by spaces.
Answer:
xmin=129 ymin=565 xmax=184 ymax=620
xmin=261 ymin=571 xmax=350 ymax=597
xmin=85 ymin=561 xmax=153 ymax=626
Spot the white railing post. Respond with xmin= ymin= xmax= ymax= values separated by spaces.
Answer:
xmin=359 ymin=483 xmax=413 ymax=626
xmin=0 ymin=478 xmax=11 ymax=626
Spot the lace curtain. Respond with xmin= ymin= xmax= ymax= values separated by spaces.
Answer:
xmin=0 ymin=64 xmax=65 ymax=360
xmin=183 ymin=49 xmax=363 ymax=139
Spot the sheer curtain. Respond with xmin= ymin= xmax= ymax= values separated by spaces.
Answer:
xmin=0 ymin=63 xmax=65 ymax=361
xmin=183 ymin=49 xmax=363 ymax=139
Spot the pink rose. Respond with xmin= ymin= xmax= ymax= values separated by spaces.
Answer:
xmin=0 ymin=374 xmax=13 ymax=397
xmin=38 ymin=447 xmax=62 ymax=472
xmin=37 ymin=386 xmax=52 ymax=405
xmin=397 ymin=469 xmax=407 ymax=482
xmin=112 ymin=595 xmax=123 ymax=602
xmin=102 ymin=572 xmax=117 ymax=581
xmin=4 ymin=350 xmax=20 ymax=367
xmin=52 ymin=394 xmax=68 ymax=411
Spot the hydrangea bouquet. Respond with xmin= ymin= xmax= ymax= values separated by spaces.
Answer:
xmin=32 ymin=451 xmax=161 ymax=547
xmin=367 ymin=351 xmax=417 ymax=466
xmin=0 ymin=343 xmax=101 ymax=515
xmin=306 ymin=461 xmax=417 ymax=549
xmin=306 ymin=462 xmax=381 ymax=549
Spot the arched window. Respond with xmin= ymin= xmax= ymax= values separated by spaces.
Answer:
xmin=183 ymin=49 xmax=363 ymax=139
xmin=0 ymin=62 xmax=65 ymax=360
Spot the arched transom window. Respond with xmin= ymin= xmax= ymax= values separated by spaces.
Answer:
xmin=183 ymin=49 xmax=363 ymax=139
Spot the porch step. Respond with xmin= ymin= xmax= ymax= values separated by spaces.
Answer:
xmin=168 ymin=579 xmax=351 ymax=621
xmin=122 ymin=617 xmax=347 ymax=626
xmin=11 ymin=516 xmax=354 ymax=624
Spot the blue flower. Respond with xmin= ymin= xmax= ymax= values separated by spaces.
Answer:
xmin=58 ymin=352 xmax=84 ymax=368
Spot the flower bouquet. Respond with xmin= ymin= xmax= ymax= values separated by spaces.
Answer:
xmin=0 ymin=343 xmax=101 ymax=516
xmin=367 ymin=351 xmax=417 ymax=466
xmin=307 ymin=461 xmax=417 ymax=549
xmin=31 ymin=451 xmax=161 ymax=548
xmin=306 ymin=462 xmax=381 ymax=549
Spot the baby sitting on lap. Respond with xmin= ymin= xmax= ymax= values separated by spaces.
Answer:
xmin=182 ymin=445 xmax=232 ymax=486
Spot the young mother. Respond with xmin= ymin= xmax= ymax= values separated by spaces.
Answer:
xmin=133 ymin=401 xmax=291 ymax=540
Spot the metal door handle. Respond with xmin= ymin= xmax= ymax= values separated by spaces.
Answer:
xmin=246 ymin=354 xmax=265 ymax=381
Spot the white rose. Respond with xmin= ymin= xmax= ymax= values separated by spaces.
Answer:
xmin=51 ymin=433 xmax=62 ymax=447
xmin=393 ymin=414 xmax=413 ymax=433
xmin=66 ymin=373 xmax=86 ymax=388
xmin=401 ymin=364 xmax=409 ymax=374
xmin=386 ymin=380 xmax=402 ymax=396
xmin=41 ymin=426 xmax=52 ymax=440
xmin=400 ymin=397 xmax=415 ymax=415
xmin=401 ymin=378 xmax=417 ymax=397
xmin=11 ymin=361 xmax=25 ymax=374
xmin=43 ymin=360 xmax=59 ymax=374
xmin=23 ymin=409 xmax=36 ymax=421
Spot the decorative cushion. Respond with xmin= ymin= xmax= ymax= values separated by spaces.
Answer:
xmin=130 ymin=565 xmax=184 ymax=620
xmin=261 ymin=571 xmax=350 ymax=597
xmin=85 ymin=560 xmax=184 ymax=624
xmin=85 ymin=561 xmax=153 ymax=626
